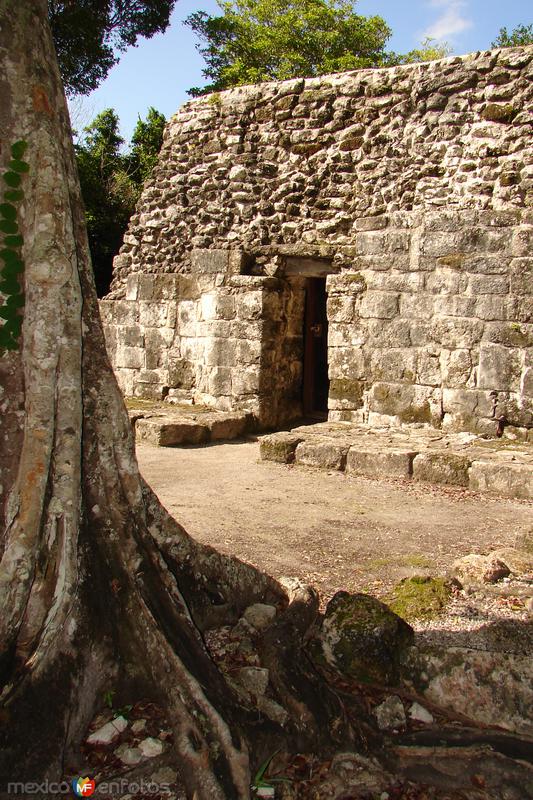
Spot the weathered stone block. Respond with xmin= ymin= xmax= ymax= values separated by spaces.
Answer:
xmin=209 ymin=412 xmax=250 ymax=441
xmin=510 ymin=258 xmax=532 ymax=296
xmin=326 ymin=272 xmax=366 ymax=295
xmin=259 ymin=432 xmax=303 ymax=463
xmin=168 ymin=358 xmax=195 ymax=389
xmin=476 ymin=295 xmax=505 ymax=321
xmin=232 ymin=367 xmax=260 ymax=395
xmin=101 ymin=299 xmax=138 ymax=325
xmin=308 ymin=592 xmax=414 ymax=684
xmin=346 ymin=448 xmax=417 ymax=478
xmin=478 ymin=343 xmax=521 ymax=391
xmin=359 ymin=291 xmax=399 ymax=319
xmin=191 ymin=248 xmax=230 ymax=274
xmin=136 ymin=419 xmax=209 ymax=447
xmin=468 ymin=274 xmax=509 ymax=295
xmin=368 ymin=348 xmax=417 ymax=383
xmin=328 ymin=347 xmax=365 ymax=380
xmin=328 ymin=378 xmax=364 ymax=409
xmin=426 ymin=272 xmax=469 ymax=297
xmin=484 ymin=322 xmax=533 ymax=348
xmin=204 ymin=338 xmax=236 ymax=367
xmin=355 ymin=215 xmax=388 ymax=231
xmin=430 ymin=316 xmax=484 ymax=348
xmin=368 ymin=383 xmax=439 ymax=425
xmin=413 ymin=452 xmax=471 ymax=486
xmin=295 ymin=440 xmax=349 ymax=471
xmin=399 ymin=293 xmax=435 ymax=319
xmin=440 ymin=349 xmax=472 ymax=388
xmin=115 ymin=345 xmax=145 ymax=370
xmin=236 ymin=291 xmax=263 ymax=320
xmin=327 ymin=295 xmax=357 ymax=323
xmin=121 ymin=325 xmax=144 ymax=348
xmin=469 ymin=461 xmax=532 ymax=500
xmin=138 ymin=301 xmax=173 ymax=328
xmin=208 ymin=366 xmax=232 ymax=396
xmin=363 ymin=319 xmax=411 ymax=348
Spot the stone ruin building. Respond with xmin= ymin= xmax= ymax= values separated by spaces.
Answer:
xmin=101 ymin=46 xmax=532 ymax=440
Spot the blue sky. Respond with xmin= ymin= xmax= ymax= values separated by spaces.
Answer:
xmin=70 ymin=0 xmax=531 ymax=142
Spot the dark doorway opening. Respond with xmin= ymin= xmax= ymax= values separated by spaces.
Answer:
xmin=303 ymin=277 xmax=329 ymax=419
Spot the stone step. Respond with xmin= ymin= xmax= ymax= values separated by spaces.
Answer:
xmin=260 ymin=425 xmax=532 ymax=500
xmin=133 ymin=410 xmax=253 ymax=447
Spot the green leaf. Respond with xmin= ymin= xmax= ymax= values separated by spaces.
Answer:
xmin=0 ymin=306 xmax=11 ymax=320
xmin=4 ymin=315 xmax=22 ymax=335
xmin=0 ymin=219 xmax=18 ymax=234
xmin=0 ymin=329 xmax=18 ymax=350
xmin=3 ymin=235 xmax=23 ymax=247
xmin=3 ymin=172 xmax=22 ymax=188
xmin=4 ymin=189 xmax=24 ymax=202
xmin=0 ymin=203 xmax=17 ymax=221
xmin=0 ymin=248 xmax=20 ymax=264
xmin=9 ymin=159 xmax=30 ymax=173
xmin=6 ymin=293 xmax=24 ymax=308
xmin=253 ymin=751 xmax=280 ymax=788
xmin=11 ymin=140 xmax=28 ymax=160
xmin=2 ymin=259 xmax=24 ymax=277
xmin=0 ymin=278 xmax=20 ymax=294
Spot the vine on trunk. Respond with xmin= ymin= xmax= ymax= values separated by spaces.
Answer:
xmin=0 ymin=139 xmax=27 ymax=351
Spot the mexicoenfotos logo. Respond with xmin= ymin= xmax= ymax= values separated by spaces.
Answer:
xmin=71 ymin=777 xmax=96 ymax=797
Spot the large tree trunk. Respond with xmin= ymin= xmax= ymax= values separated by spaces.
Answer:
xmin=0 ymin=3 xmax=353 ymax=796
xmin=1 ymin=4 xmax=532 ymax=799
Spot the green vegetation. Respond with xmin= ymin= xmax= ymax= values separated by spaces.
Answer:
xmin=0 ymin=141 xmax=28 ymax=351
xmin=388 ymin=576 xmax=452 ymax=622
xmin=48 ymin=0 xmax=177 ymax=95
xmin=366 ymin=554 xmax=435 ymax=570
xmin=75 ymin=107 xmax=165 ymax=295
xmin=492 ymin=24 xmax=533 ymax=48
xmin=396 ymin=36 xmax=453 ymax=64
xmin=185 ymin=0 xmax=458 ymax=96
xmin=185 ymin=0 xmax=393 ymax=95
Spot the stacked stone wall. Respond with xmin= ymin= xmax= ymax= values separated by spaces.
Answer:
xmin=100 ymin=46 xmax=533 ymax=436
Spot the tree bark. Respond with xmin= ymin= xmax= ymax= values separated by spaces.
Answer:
xmin=0 ymin=3 xmax=351 ymax=796
xmin=1 ymin=4 xmax=532 ymax=799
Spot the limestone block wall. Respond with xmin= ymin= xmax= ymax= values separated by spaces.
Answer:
xmin=101 ymin=46 xmax=533 ymax=436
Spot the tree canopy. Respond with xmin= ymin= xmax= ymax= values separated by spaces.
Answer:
xmin=398 ymin=36 xmax=453 ymax=65
xmin=492 ymin=23 xmax=533 ymax=48
xmin=76 ymin=107 xmax=166 ymax=295
xmin=185 ymin=0 xmax=393 ymax=96
xmin=48 ymin=0 xmax=177 ymax=95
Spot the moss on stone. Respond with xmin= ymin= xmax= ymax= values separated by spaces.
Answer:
xmin=481 ymin=103 xmax=517 ymax=123
xmin=309 ymin=592 xmax=414 ymax=685
xmin=328 ymin=378 xmax=364 ymax=405
xmin=437 ymin=254 xmax=464 ymax=269
xmin=259 ymin=434 xmax=302 ymax=463
xmin=397 ymin=402 xmax=432 ymax=425
xmin=388 ymin=576 xmax=452 ymax=622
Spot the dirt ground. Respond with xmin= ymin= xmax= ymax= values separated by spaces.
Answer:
xmin=136 ymin=438 xmax=532 ymax=605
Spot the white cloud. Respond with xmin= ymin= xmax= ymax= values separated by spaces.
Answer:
xmin=423 ymin=0 xmax=473 ymax=41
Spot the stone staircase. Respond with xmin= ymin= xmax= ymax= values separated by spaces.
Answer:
xmin=260 ymin=422 xmax=533 ymax=500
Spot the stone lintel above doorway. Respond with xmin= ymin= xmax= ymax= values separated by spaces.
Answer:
xmin=284 ymin=256 xmax=336 ymax=278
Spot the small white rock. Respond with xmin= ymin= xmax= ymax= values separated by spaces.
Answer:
xmin=243 ymin=603 xmax=277 ymax=630
xmin=236 ymin=666 xmax=269 ymax=696
xmin=131 ymin=718 xmax=147 ymax=734
xmin=151 ymin=766 xmax=177 ymax=785
xmin=139 ymin=737 xmax=165 ymax=758
xmin=115 ymin=743 xmax=143 ymax=766
xmin=86 ymin=715 xmax=128 ymax=745
xmin=374 ymin=695 xmax=406 ymax=731
xmin=408 ymin=702 xmax=434 ymax=724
